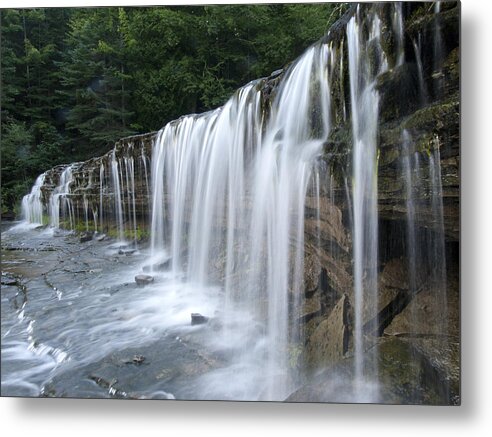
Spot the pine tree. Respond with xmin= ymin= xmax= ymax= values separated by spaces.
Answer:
xmin=58 ymin=8 xmax=135 ymax=159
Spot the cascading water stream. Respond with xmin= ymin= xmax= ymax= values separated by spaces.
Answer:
xmin=49 ymin=165 xmax=75 ymax=229
xmin=111 ymin=151 xmax=125 ymax=242
xmin=434 ymin=2 xmax=445 ymax=97
xmin=21 ymin=173 xmax=47 ymax=225
xmin=402 ymin=130 xmax=418 ymax=296
xmin=412 ymin=33 xmax=429 ymax=105
xmin=393 ymin=3 xmax=405 ymax=66
xmin=99 ymin=163 xmax=105 ymax=232
xmin=347 ymin=9 xmax=388 ymax=395
xmin=250 ymin=44 xmax=334 ymax=399
xmin=429 ymin=144 xmax=448 ymax=334
xmin=123 ymin=154 xmax=138 ymax=245
xmin=83 ymin=195 xmax=89 ymax=231
xmin=148 ymin=41 xmax=335 ymax=400
xmin=141 ymin=147 xmax=151 ymax=228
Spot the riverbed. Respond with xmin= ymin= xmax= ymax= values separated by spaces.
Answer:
xmin=1 ymin=221 xmax=269 ymax=400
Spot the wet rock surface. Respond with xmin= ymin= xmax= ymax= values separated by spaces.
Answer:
xmin=305 ymin=294 xmax=351 ymax=369
xmin=288 ymin=337 xmax=458 ymax=405
xmin=142 ymin=259 xmax=171 ymax=273
xmin=80 ymin=232 xmax=93 ymax=243
xmin=134 ymin=274 xmax=154 ymax=286
xmin=191 ymin=313 xmax=208 ymax=326
xmin=42 ymin=334 xmax=221 ymax=400
xmin=1 ymin=222 xmax=225 ymax=400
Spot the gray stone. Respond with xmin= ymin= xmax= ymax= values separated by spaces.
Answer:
xmin=305 ymin=294 xmax=350 ymax=369
xmin=191 ymin=313 xmax=208 ymax=325
xmin=135 ymin=274 xmax=154 ymax=286
xmin=269 ymin=69 xmax=283 ymax=79
xmin=287 ymin=337 xmax=456 ymax=405
xmin=80 ymin=232 xmax=93 ymax=243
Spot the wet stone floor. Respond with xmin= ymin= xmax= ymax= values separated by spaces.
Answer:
xmin=1 ymin=222 xmax=231 ymax=400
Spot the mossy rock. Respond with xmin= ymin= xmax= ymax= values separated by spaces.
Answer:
xmin=287 ymin=337 xmax=457 ymax=404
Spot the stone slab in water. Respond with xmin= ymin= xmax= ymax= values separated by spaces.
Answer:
xmin=135 ymin=274 xmax=154 ymax=286
xmin=191 ymin=313 xmax=208 ymax=325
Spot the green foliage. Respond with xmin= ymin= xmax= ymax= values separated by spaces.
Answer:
xmin=104 ymin=226 xmax=150 ymax=241
xmin=288 ymin=343 xmax=303 ymax=370
xmin=1 ymin=4 xmax=348 ymax=213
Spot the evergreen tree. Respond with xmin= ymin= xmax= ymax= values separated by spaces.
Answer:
xmin=58 ymin=8 xmax=135 ymax=159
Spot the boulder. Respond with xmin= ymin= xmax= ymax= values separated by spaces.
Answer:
xmin=80 ymin=232 xmax=93 ymax=243
xmin=383 ymin=274 xmax=460 ymax=399
xmin=132 ymin=355 xmax=145 ymax=365
xmin=305 ymin=294 xmax=351 ymax=370
xmin=191 ymin=313 xmax=208 ymax=325
xmin=135 ymin=274 xmax=154 ymax=286
xmin=287 ymin=337 xmax=457 ymax=405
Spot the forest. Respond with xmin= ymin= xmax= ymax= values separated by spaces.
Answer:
xmin=0 ymin=4 xmax=346 ymax=215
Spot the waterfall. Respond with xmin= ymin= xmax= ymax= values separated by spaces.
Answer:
xmin=148 ymin=41 xmax=334 ymax=400
xmin=99 ymin=163 xmax=105 ymax=232
xmin=393 ymin=3 xmax=405 ymax=66
xmin=141 ymin=146 xmax=151 ymax=228
xmin=412 ymin=33 xmax=429 ymax=105
xmin=21 ymin=173 xmax=46 ymax=224
xmin=252 ymin=44 xmax=334 ymax=399
xmin=83 ymin=195 xmax=89 ymax=231
xmin=433 ymin=2 xmax=445 ymax=97
xmin=111 ymin=151 xmax=125 ymax=242
xmin=402 ymin=130 xmax=418 ymax=296
xmin=14 ymin=2 xmax=458 ymax=404
xmin=347 ymin=8 xmax=387 ymax=391
xmin=49 ymin=165 xmax=74 ymax=229
xmin=429 ymin=144 xmax=448 ymax=334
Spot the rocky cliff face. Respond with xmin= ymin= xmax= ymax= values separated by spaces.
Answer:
xmin=294 ymin=1 xmax=459 ymax=404
xmin=38 ymin=132 xmax=155 ymax=236
xmin=23 ymin=1 xmax=460 ymax=404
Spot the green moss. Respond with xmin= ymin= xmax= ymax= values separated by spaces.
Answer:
xmin=72 ymin=221 xmax=96 ymax=233
xmin=376 ymin=94 xmax=459 ymax=168
xmin=443 ymin=47 xmax=460 ymax=83
xmin=288 ymin=343 xmax=303 ymax=370
xmin=378 ymin=144 xmax=400 ymax=167
xmin=13 ymin=203 xmax=22 ymax=218
xmin=403 ymin=97 xmax=459 ymax=132
xmin=58 ymin=219 xmax=71 ymax=229
xmin=406 ymin=4 xmax=434 ymax=32
xmin=105 ymin=226 xmax=150 ymax=241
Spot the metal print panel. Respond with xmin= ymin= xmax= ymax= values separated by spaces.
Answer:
xmin=1 ymin=1 xmax=460 ymax=404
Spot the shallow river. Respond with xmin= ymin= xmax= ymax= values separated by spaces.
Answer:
xmin=1 ymin=222 xmax=268 ymax=400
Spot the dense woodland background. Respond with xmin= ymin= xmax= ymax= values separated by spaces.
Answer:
xmin=0 ymin=4 xmax=346 ymax=214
